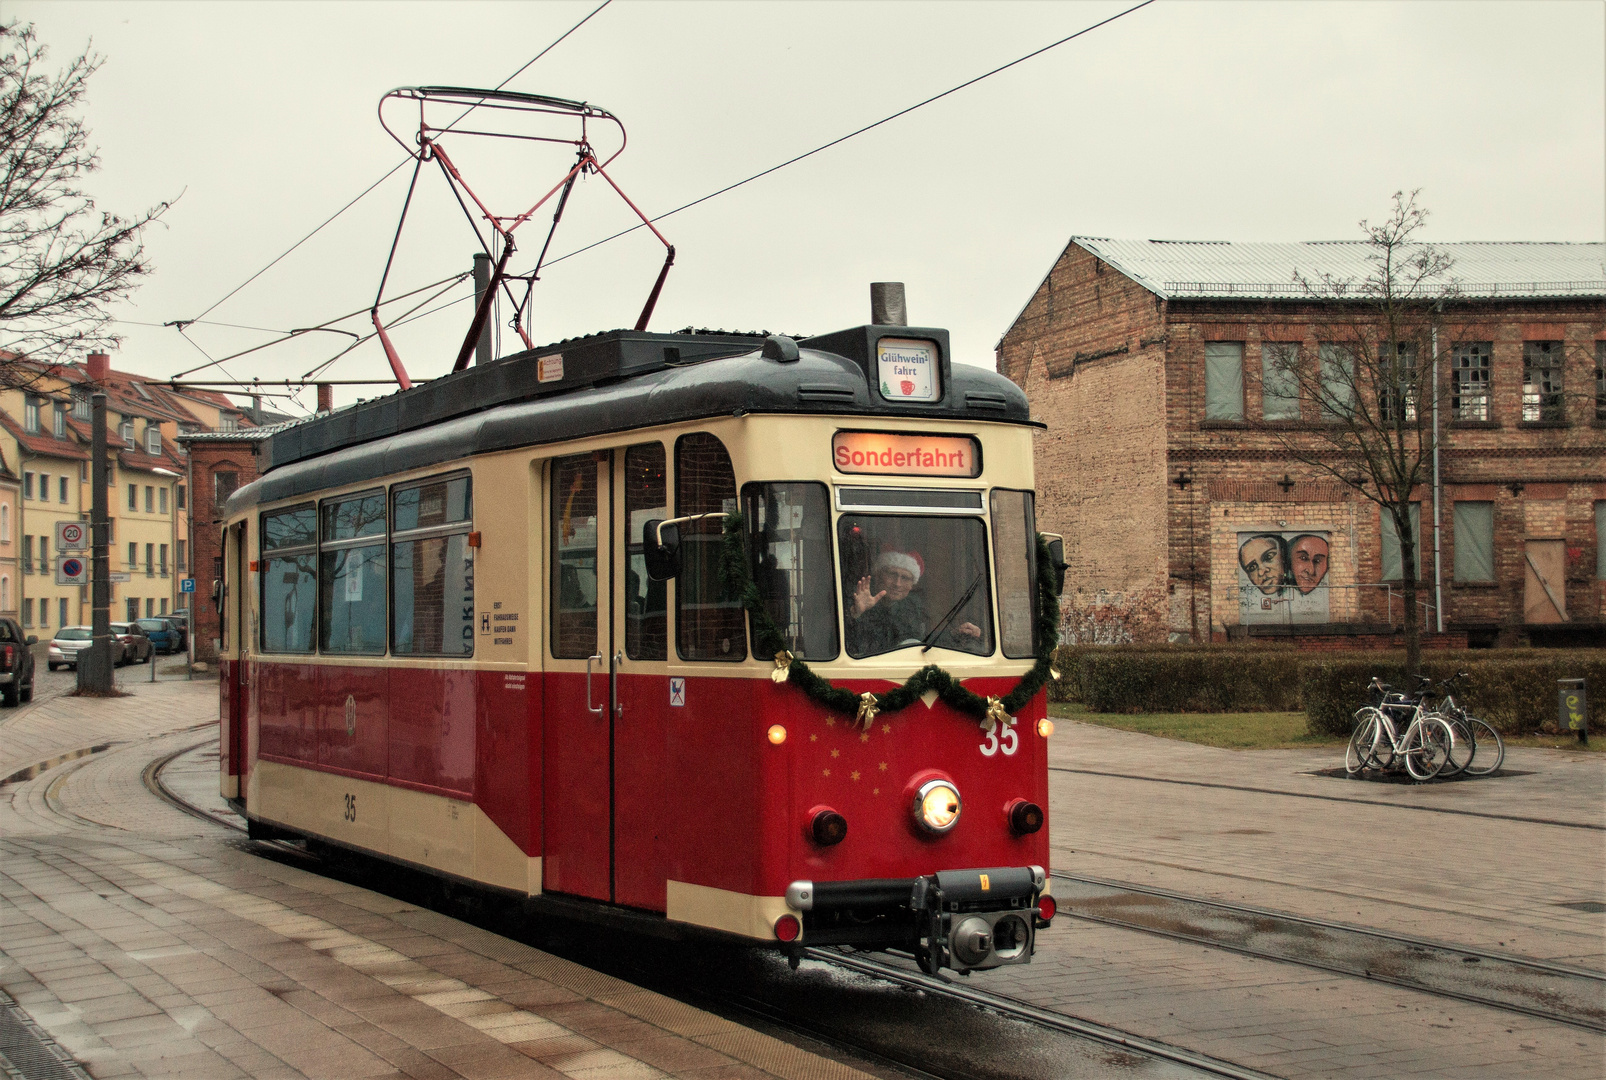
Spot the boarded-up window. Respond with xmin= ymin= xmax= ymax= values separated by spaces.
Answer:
xmin=1204 ymin=343 xmax=1244 ymax=421
xmin=1597 ymin=502 xmax=1606 ymax=581
xmin=1261 ymin=343 xmax=1300 ymax=420
xmin=1380 ymin=503 xmax=1422 ymax=581
xmin=1452 ymin=502 xmax=1494 ymax=582
xmin=1318 ymin=344 xmax=1354 ymax=419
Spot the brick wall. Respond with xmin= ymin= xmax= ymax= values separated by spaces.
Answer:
xmin=999 ymin=244 xmax=1171 ymax=643
xmin=1008 ymin=244 xmax=1606 ymax=644
xmin=183 ymin=438 xmax=262 ymax=661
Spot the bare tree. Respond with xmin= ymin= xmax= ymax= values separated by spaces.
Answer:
xmin=0 ymin=21 xmax=171 ymax=379
xmin=1266 ymin=191 xmax=1456 ymax=673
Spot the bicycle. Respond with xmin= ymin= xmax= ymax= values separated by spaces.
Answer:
xmin=1427 ymin=672 xmax=1505 ymax=777
xmin=1346 ymin=676 xmax=1457 ymax=780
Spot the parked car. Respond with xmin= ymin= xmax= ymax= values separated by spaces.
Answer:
xmin=159 ymin=615 xmax=189 ymax=652
xmin=0 ymin=616 xmax=36 ymax=706
xmin=109 ymin=622 xmax=153 ymax=665
xmin=48 ymin=626 xmax=93 ymax=670
xmin=137 ymin=617 xmax=182 ymax=654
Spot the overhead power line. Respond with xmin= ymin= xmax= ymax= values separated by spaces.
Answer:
xmin=183 ymin=0 xmax=613 ymax=325
xmin=547 ymin=0 xmax=1156 ymax=268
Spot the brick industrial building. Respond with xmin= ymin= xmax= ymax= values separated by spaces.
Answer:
xmin=998 ymin=239 xmax=1606 ymax=647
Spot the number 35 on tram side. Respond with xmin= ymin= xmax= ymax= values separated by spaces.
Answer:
xmin=217 ymin=313 xmax=1062 ymax=974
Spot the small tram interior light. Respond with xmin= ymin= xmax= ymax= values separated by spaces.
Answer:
xmin=1037 ymin=718 xmax=1055 ymax=738
xmin=912 ymin=779 xmax=961 ymax=834
xmin=1006 ymin=799 xmax=1044 ymax=835
xmin=766 ymin=724 xmax=787 ymax=745
xmin=809 ymin=807 xmax=847 ymax=847
xmin=773 ymin=914 xmax=801 ymax=942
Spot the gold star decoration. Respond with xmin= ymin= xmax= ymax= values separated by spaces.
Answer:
xmin=823 ymin=768 xmax=831 ymax=777
xmin=825 ymin=717 xmax=835 ymax=727
xmin=882 ymin=723 xmax=891 ymax=734
xmin=859 ymin=732 xmax=870 ymax=743
xmin=809 ymin=733 xmax=817 ymax=742
xmin=878 ymin=762 xmax=887 ymax=771
xmin=830 ymin=748 xmax=840 ymax=759
xmin=872 ymin=787 xmax=880 ymax=795
xmin=850 ymin=770 xmax=860 ymax=781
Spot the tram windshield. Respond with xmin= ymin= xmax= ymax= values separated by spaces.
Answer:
xmin=838 ymin=514 xmax=994 ymax=659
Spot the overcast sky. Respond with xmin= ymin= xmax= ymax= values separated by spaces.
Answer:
xmin=10 ymin=0 xmax=1605 ymax=415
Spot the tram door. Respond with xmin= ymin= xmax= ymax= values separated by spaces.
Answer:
xmin=543 ymin=452 xmax=616 ymax=901
xmin=221 ymin=521 xmax=248 ymax=804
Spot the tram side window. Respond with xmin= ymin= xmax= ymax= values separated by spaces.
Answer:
xmin=260 ymin=505 xmax=316 ymax=654
xmin=990 ymin=489 xmax=1038 ymax=659
xmin=392 ymin=474 xmax=474 ymax=656
xmin=624 ymin=443 xmax=667 ymax=660
xmin=742 ymin=482 xmax=837 ymax=661
xmin=675 ymin=433 xmax=746 ymax=662
xmin=551 ymin=455 xmax=599 ymax=659
xmin=320 ymin=490 xmax=386 ymax=655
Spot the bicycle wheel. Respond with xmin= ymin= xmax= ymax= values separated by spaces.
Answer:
xmin=1438 ymin=713 xmax=1473 ymax=777
xmin=1461 ymin=716 xmax=1505 ymax=776
xmin=1404 ymin=717 xmax=1453 ymax=780
xmin=1346 ymin=713 xmax=1380 ymax=775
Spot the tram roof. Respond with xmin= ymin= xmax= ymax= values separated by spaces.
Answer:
xmin=228 ymin=325 xmax=1033 ymax=513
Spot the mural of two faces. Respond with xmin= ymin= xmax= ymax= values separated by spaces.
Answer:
xmin=1238 ymin=530 xmax=1330 ymax=623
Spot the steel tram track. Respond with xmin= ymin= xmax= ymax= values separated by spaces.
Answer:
xmin=138 ymin=743 xmax=1601 ymax=1068
xmin=137 ymin=742 xmax=1259 ymax=1080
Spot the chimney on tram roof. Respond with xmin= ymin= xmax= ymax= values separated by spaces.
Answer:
xmin=870 ymin=282 xmax=907 ymax=327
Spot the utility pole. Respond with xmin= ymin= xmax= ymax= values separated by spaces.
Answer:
xmin=77 ymin=392 xmax=113 ymax=692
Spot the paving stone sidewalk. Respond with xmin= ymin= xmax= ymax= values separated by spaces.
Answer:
xmin=0 ymin=688 xmax=875 ymax=1080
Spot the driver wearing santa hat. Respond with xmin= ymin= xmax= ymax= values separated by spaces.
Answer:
xmin=847 ymin=550 xmax=982 ymax=656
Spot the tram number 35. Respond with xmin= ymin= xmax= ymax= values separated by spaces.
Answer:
xmin=979 ymin=726 xmax=1018 ymax=757
xmin=342 ymin=793 xmax=357 ymax=822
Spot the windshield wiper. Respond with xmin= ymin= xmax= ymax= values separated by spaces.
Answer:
xmin=923 ymin=567 xmax=985 ymax=653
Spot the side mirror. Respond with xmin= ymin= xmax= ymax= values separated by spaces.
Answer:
xmin=643 ymin=520 xmax=682 ymax=581
xmin=26 ymin=635 xmax=38 ymax=645
xmin=1044 ymin=535 xmax=1068 ymax=596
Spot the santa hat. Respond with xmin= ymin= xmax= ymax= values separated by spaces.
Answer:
xmin=875 ymin=550 xmax=923 ymax=585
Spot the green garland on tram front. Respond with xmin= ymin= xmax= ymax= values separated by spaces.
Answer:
xmin=717 ymin=513 xmax=1063 ymax=729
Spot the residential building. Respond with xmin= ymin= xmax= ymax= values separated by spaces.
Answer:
xmin=997 ymin=239 xmax=1606 ymax=647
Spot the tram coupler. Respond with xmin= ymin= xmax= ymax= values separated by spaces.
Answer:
xmin=910 ymin=866 xmax=1043 ymax=975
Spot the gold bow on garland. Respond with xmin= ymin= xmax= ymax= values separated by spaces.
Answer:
xmin=771 ymin=650 xmax=794 ymax=684
xmin=856 ymin=692 xmax=880 ymax=731
xmin=982 ymin=696 xmax=1013 ymax=735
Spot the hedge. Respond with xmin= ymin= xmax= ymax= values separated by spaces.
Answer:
xmin=1048 ymin=644 xmax=1604 ymax=737
xmin=1300 ymin=651 xmax=1606 ymax=736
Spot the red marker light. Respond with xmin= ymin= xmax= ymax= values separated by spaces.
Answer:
xmin=1037 ymin=895 xmax=1057 ymax=922
xmin=774 ymin=914 xmax=801 ymax=942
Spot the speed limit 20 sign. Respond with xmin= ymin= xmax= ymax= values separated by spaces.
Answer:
xmin=55 ymin=521 xmax=87 ymax=551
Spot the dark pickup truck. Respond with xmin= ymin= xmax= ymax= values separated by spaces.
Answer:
xmin=0 ymin=616 xmax=37 ymax=707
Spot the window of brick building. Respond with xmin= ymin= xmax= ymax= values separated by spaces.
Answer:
xmin=176 ymin=483 xmax=186 ymax=509
xmin=214 ymin=471 xmax=239 ymax=510
xmin=1261 ymin=343 xmax=1300 ymax=420
xmin=1204 ymin=343 xmax=1245 ymax=421
xmin=1523 ymin=342 xmax=1565 ymax=421
xmin=1452 ymin=502 xmax=1494 ymax=582
xmin=1318 ymin=344 xmax=1355 ymax=419
xmin=1379 ymin=343 xmax=1417 ymax=423
xmin=1451 ymin=343 xmax=1491 ymax=421
xmin=1380 ymin=502 xmax=1422 ymax=581
xmin=220 ymin=414 xmax=239 ymax=433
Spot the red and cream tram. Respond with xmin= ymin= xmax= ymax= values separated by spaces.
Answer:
xmin=218 ymin=313 xmax=1060 ymax=973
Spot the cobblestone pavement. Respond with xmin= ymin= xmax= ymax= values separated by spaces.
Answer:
xmin=963 ymin=721 xmax=1605 ymax=1080
xmin=0 ymin=682 xmax=877 ymax=1080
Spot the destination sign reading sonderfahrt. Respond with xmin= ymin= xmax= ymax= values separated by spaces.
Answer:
xmin=832 ymin=432 xmax=980 ymax=477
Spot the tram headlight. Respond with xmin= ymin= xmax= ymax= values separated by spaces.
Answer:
xmin=767 ymin=724 xmax=787 ymax=745
xmin=912 ymin=779 xmax=961 ymax=834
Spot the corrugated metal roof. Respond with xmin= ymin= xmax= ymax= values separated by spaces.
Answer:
xmin=1072 ymin=238 xmax=1606 ymax=300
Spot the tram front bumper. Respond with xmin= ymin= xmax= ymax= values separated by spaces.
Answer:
xmin=786 ymin=865 xmax=1048 ymax=974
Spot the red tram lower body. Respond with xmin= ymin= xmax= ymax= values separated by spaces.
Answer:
xmin=222 ymin=660 xmax=1052 ymax=972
